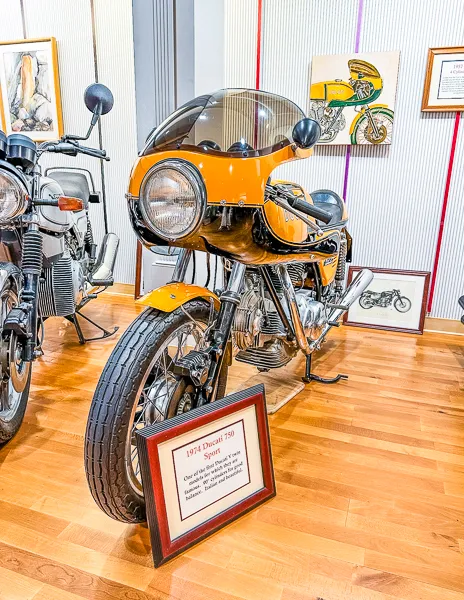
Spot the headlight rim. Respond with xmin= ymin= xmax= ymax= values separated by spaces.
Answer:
xmin=139 ymin=158 xmax=206 ymax=241
xmin=0 ymin=169 xmax=28 ymax=223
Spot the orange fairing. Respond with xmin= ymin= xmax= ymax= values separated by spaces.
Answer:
xmin=128 ymin=145 xmax=301 ymax=207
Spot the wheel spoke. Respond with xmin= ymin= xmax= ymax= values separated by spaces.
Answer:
xmin=126 ymin=320 xmax=207 ymax=490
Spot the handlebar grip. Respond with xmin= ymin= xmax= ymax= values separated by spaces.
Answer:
xmin=46 ymin=142 xmax=77 ymax=155
xmin=286 ymin=195 xmax=332 ymax=225
xmin=79 ymin=145 xmax=110 ymax=160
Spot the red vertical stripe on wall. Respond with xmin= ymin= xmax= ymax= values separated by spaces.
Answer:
xmin=427 ymin=111 xmax=461 ymax=313
xmin=255 ymin=0 xmax=263 ymax=89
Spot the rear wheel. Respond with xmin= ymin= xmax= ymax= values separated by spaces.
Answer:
xmin=0 ymin=280 xmax=32 ymax=445
xmin=359 ymin=295 xmax=374 ymax=309
xmin=84 ymin=300 xmax=228 ymax=523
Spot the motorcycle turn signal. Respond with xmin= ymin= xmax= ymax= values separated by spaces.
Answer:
xmin=58 ymin=196 xmax=84 ymax=211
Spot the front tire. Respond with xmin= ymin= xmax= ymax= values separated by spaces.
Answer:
xmin=394 ymin=296 xmax=411 ymax=313
xmin=351 ymin=108 xmax=394 ymax=145
xmin=0 ymin=279 xmax=32 ymax=445
xmin=84 ymin=300 xmax=227 ymax=523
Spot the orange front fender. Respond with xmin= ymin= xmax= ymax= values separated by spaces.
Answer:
xmin=136 ymin=282 xmax=220 ymax=312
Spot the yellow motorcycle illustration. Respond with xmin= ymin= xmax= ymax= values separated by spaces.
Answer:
xmin=309 ymin=59 xmax=394 ymax=144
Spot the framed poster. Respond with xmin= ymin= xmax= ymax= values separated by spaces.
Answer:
xmin=0 ymin=37 xmax=63 ymax=142
xmin=343 ymin=267 xmax=430 ymax=334
xmin=136 ymin=384 xmax=275 ymax=567
xmin=422 ymin=47 xmax=464 ymax=111
xmin=309 ymin=51 xmax=400 ymax=145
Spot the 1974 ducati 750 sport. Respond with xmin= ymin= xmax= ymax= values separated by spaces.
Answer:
xmin=0 ymin=83 xmax=120 ymax=444
xmin=85 ymin=89 xmax=373 ymax=523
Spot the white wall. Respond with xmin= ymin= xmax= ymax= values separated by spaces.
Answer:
xmin=213 ymin=0 xmax=464 ymax=320
xmin=0 ymin=0 xmax=138 ymax=284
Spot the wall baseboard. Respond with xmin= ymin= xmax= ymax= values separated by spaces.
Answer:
xmin=424 ymin=316 xmax=464 ymax=335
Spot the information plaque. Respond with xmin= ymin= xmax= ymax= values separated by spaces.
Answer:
xmin=136 ymin=384 xmax=275 ymax=567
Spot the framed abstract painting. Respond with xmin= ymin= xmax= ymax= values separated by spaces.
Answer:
xmin=0 ymin=37 xmax=63 ymax=142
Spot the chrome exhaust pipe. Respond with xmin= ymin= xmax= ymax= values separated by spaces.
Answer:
xmin=89 ymin=232 xmax=119 ymax=286
xmin=311 ymin=268 xmax=373 ymax=350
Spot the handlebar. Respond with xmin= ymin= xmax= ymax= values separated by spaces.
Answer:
xmin=43 ymin=141 xmax=110 ymax=161
xmin=285 ymin=195 xmax=332 ymax=225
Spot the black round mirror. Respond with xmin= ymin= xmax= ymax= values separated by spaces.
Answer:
xmin=292 ymin=118 xmax=321 ymax=150
xmin=84 ymin=83 xmax=114 ymax=116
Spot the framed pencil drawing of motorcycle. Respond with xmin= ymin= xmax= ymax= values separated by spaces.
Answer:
xmin=309 ymin=51 xmax=400 ymax=145
xmin=344 ymin=267 xmax=430 ymax=334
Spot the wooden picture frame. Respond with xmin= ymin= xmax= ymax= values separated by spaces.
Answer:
xmin=136 ymin=384 xmax=275 ymax=567
xmin=422 ymin=47 xmax=464 ymax=112
xmin=343 ymin=267 xmax=430 ymax=334
xmin=0 ymin=37 xmax=63 ymax=141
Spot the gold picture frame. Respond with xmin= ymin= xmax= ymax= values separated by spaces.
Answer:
xmin=422 ymin=46 xmax=464 ymax=112
xmin=0 ymin=37 xmax=63 ymax=141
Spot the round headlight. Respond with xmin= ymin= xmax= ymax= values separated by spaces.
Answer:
xmin=0 ymin=171 xmax=27 ymax=222
xmin=139 ymin=160 xmax=205 ymax=241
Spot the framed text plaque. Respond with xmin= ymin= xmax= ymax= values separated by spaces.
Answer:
xmin=422 ymin=47 xmax=464 ymax=111
xmin=136 ymin=384 xmax=275 ymax=567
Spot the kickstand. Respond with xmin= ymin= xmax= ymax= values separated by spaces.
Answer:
xmin=66 ymin=308 xmax=119 ymax=344
xmin=302 ymin=353 xmax=348 ymax=385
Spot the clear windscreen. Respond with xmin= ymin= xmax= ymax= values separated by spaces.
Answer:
xmin=143 ymin=89 xmax=305 ymax=157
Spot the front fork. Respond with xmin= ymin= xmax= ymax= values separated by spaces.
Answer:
xmin=4 ymin=222 xmax=43 ymax=362
xmin=364 ymin=106 xmax=380 ymax=138
xmin=196 ymin=260 xmax=246 ymax=407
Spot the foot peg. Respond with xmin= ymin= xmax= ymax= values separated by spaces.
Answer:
xmin=302 ymin=354 xmax=348 ymax=385
xmin=88 ymin=232 xmax=119 ymax=287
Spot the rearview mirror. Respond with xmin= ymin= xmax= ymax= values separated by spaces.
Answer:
xmin=84 ymin=83 xmax=114 ymax=120
xmin=292 ymin=118 xmax=321 ymax=150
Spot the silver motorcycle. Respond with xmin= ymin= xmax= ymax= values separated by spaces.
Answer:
xmin=0 ymin=83 xmax=119 ymax=444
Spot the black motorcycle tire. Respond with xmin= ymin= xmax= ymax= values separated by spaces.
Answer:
xmin=394 ymin=296 xmax=412 ymax=313
xmin=84 ymin=301 xmax=228 ymax=523
xmin=359 ymin=295 xmax=374 ymax=309
xmin=0 ymin=279 xmax=32 ymax=445
xmin=0 ymin=374 xmax=32 ymax=445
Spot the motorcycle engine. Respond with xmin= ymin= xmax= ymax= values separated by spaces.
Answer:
xmin=38 ymin=233 xmax=86 ymax=318
xmin=232 ymin=266 xmax=328 ymax=369
xmin=308 ymin=101 xmax=346 ymax=137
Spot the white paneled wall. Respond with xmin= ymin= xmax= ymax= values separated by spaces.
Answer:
xmin=224 ymin=0 xmax=258 ymax=89
xmin=0 ymin=0 xmax=137 ymax=283
xmin=349 ymin=0 xmax=464 ymax=320
xmin=222 ymin=0 xmax=464 ymax=319
xmin=93 ymin=0 xmax=138 ymax=284
xmin=260 ymin=0 xmax=359 ymax=197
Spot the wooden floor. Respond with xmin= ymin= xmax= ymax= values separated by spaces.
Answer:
xmin=1 ymin=288 xmax=464 ymax=600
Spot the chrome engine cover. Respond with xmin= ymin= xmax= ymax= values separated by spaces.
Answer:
xmin=295 ymin=291 xmax=327 ymax=341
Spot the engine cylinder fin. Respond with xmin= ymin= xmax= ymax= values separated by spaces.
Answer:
xmin=39 ymin=255 xmax=75 ymax=317
xmin=236 ymin=341 xmax=293 ymax=369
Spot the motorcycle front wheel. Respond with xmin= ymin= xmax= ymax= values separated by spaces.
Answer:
xmin=0 ymin=279 xmax=32 ymax=444
xmin=394 ymin=296 xmax=412 ymax=313
xmin=84 ymin=300 xmax=228 ymax=523
xmin=351 ymin=108 xmax=394 ymax=145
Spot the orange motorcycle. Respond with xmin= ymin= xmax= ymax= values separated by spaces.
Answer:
xmin=85 ymin=89 xmax=373 ymax=523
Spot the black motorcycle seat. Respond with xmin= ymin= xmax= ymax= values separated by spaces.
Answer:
xmin=310 ymin=189 xmax=345 ymax=225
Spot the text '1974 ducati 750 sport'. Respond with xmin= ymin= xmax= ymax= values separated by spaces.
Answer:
xmin=85 ymin=89 xmax=373 ymax=523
